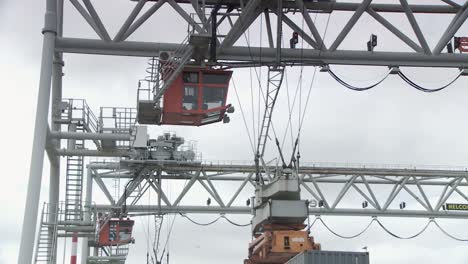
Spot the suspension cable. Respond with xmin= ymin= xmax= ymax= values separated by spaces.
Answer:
xmin=296 ymin=10 xmax=332 ymax=144
xmin=397 ymin=69 xmax=463 ymax=93
xmin=328 ymin=68 xmax=392 ymax=91
xmin=237 ymin=9 xmax=280 ymax=147
xmin=298 ymin=66 xmax=318 ymax=131
xmin=307 ymin=216 xmax=318 ymax=232
xmin=180 ymin=213 xmax=222 ymax=226
xmin=221 ymin=215 xmax=251 ymax=227
xmin=433 ymin=220 xmax=468 ymax=241
xmin=280 ymin=11 xmax=320 ymax=154
xmin=178 ymin=213 xmax=251 ymax=227
xmin=158 ymin=178 xmax=189 ymax=263
xmin=231 ymin=77 xmax=256 ymax=155
xmin=317 ymin=217 xmax=375 ymax=239
xmin=247 ymin=26 xmax=257 ymax=148
xmin=376 ymin=218 xmax=431 ymax=239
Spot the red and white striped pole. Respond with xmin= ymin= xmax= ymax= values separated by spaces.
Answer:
xmin=70 ymin=232 xmax=78 ymax=264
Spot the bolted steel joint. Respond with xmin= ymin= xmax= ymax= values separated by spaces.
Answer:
xmin=42 ymin=11 xmax=58 ymax=35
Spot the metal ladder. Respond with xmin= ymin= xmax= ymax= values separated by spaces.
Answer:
xmin=153 ymin=35 xmax=194 ymax=102
xmin=65 ymin=124 xmax=85 ymax=221
xmin=34 ymin=203 xmax=58 ymax=264
xmin=256 ymin=66 xmax=285 ymax=158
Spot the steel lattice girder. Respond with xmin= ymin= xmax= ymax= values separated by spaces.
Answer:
xmin=53 ymin=0 xmax=468 ymax=67
xmin=90 ymin=162 xmax=468 ymax=219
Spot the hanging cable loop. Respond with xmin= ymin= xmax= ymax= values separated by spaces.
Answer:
xmin=221 ymin=215 xmax=251 ymax=227
xmin=327 ymin=67 xmax=392 ymax=91
xmin=179 ymin=213 xmax=222 ymax=226
xmin=318 ymin=217 xmax=375 ymax=239
xmin=179 ymin=213 xmax=251 ymax=227
xmin=375 ymin=218 xmax=431 ymax=240
xmin=433 ymin=220 xmax=468 ymax=242
xmin=397 ymin=69 xmax=463 ymax=93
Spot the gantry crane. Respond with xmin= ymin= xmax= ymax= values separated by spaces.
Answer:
xmin=18 ymin=0 xmax=468 ymax=264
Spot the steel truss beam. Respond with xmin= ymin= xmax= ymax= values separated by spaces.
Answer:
xmin=21 ymin=0 xmax=468 ymax=262
xmin=138 ymin=1 xmax=461 ymax=13
xmin=91 ymin=161 xmax=468 ymax=219
xmin=56 ymin=37 xmax=468 ymax=67
xmin=52 ymin=0 xmax=468 ymax=68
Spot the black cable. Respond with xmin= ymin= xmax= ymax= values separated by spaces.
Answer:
xmin=180 ymin=213 xmax=222 ymax=226
xmin=231 ymin=78 xmax=256 ymax=154
xmin=328 ymin=68 xmax=391 ymax=91
xmin=222 ymin=215 xmax=251 ymax=227
xmin=179 ymin=213 xmax=250 ymax=227
xmin=306 ymin=216 xmax=318 ymax=232
xmin=397 ymin=70 xmax=462 ymax=93
xmin=433 ymin=220 xmax=468 ymax=241
xmin=376 ymin=218 xmax=431 ymax=240
xmin=318 ymin=217 xmax=374 ymax=239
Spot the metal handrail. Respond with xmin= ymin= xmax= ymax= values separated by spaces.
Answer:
xmin=199 ymin=159 xmax=468 ymax=171
xmin=61 ymin=98 xmax=99 ymax=134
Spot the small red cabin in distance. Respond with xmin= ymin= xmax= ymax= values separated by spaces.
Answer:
xmin=98 ymin=218 xmax=135 ymax=246
xmin=162 ymin=67 xmax=233 ymax=126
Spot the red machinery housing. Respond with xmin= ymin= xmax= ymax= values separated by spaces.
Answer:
xmin=161 ymin=68 xmax=233 ymax=126
xmin=98 ymin=218 xmax=135 ymax=246
xmin=245 ymin=224 xmax=321 ymax=264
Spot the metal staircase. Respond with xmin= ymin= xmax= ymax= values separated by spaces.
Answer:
xmin=56 ymin=99 xmax=101 ymax=149
xmin=34 ymin=203 xmax=58 ymax=264
xmin=153 ymin=36 xmax=194 ymax=102
xmin=65 ymin=124 xmax=85 ymax=221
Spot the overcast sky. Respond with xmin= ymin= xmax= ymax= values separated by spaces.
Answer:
xmin=2 ymin=0 xmax=468 ymax=264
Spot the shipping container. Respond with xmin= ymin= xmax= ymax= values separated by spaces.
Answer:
xmin=286 ymin=250 xmax=370 ymax=264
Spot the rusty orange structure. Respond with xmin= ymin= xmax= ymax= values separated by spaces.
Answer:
xmin=245 ymin=224 xmax=320 ymax=264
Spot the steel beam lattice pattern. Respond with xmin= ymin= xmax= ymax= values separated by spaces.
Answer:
xmin=90 ymin=161 xmax=468 ymax=220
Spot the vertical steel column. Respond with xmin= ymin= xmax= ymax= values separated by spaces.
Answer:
xmin=275 ymin=0 xmax=282 ymax=65
xmin=18 ymin=0 xmax=57 ymax=263
xmin=81 ymin=166 xmax=93 ymax=264
xmin=49 ymin=0 xmax=64 ymax=263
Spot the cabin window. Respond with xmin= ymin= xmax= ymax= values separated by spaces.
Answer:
xmin=202 ymin=87 xmax=225 ymax=109
xmin=109 ymin=222 xmax=117 ymax=242
xmin=183 ymin=72 xmax=199 ymax=83
xmin=182 ymin=86 xmax=198 ymax=110
xmin=203 ymin=73 xmax=230 ymax=84
xmin=119 ymin=228 xmax=131 ymax=241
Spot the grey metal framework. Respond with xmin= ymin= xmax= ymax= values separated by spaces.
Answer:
xmin=19 ymin=0 xmax=468 ymax=263
xmin=88 ymin=161 xmax=468 ymax=219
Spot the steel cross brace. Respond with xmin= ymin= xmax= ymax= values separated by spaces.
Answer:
xmin=88 ymin=162 xmax=468 ymax=219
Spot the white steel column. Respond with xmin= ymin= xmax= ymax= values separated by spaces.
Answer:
xmin=81 ymin=166 xmax=93 ymax=264
xmin=49 ymin=0 xmax=64 ymax=263
xmin=18 ymin=0 xmax=57 ymax=262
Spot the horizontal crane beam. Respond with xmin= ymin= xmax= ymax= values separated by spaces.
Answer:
xmin=110 ymin=160 xmax=468 ymax=178
xmin=49 ymin=131 xmax=132 ymax=141
xmin=136 ymin=0 xmax=460 ymax=14
xmin=92 ymin=205 xmax=468 ymax=219
xmin=96 ymin=173 xmax=468 ymax=186
xmin=56 ymin=37 xmax=468 ymax=68
xmin=90 ymin=162 xmax=468 ymax=221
